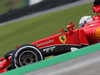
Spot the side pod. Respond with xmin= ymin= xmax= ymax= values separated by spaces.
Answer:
xmin=79 ymin=28 xmax=89 ymax=46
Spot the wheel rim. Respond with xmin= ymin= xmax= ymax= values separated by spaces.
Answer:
xmin=19 ymin=51 xmax=38 ymax=66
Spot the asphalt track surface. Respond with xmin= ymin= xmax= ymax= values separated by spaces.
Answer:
xmin=24 ymin=50 xmax=100 ymax=75
xmin=0 ymin=0 xmax=93 ymax=26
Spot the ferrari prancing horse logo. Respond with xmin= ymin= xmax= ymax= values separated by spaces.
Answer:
xmin=59 ymin=35 xmax=66 ymax=44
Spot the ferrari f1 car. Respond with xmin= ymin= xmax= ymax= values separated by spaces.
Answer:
xmin=0 ymin=0 xmax=100 ymax=73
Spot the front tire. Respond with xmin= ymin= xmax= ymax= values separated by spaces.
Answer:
xmin=11 ymin=44 xmax=44 ymax=68
xmin=3 ymin=50 xmax=14 ymax=59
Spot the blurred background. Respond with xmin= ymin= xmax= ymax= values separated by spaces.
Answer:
xmin=0 ymin=0 xmax=42 ymax=14
xmin=0 ymin=0 xmax=78 ymax=14
xmin=0 ymin=0 xmax=79 ymax=23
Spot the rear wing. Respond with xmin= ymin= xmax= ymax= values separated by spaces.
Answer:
xmin=93 ymin=0 xmax=100 ymax=15
xmin=93 ymin=0 xmax=100 ymax=6
xmin=93 ymin=5 xmax=100 ymax=14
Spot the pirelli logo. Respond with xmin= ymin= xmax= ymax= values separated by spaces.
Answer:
xmin=59 ymin=35 xmax=66 ymax=44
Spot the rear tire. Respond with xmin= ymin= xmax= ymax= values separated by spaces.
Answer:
xmin=11 ymin=44 xmax=44 ymax=68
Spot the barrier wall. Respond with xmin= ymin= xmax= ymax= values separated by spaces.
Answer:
xmin=0 ymin=0 xmax=78 ymax=23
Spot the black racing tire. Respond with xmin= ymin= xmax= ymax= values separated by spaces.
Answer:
xmin=11 ymin=44 xmax=44 ymax=68
xmin=3 ymin=50 xmax=14 ymax=59
xmin=2 ymin=50 xmax=15 ymax=70
xmin=0 ymin=50 xmax=14 ymax=61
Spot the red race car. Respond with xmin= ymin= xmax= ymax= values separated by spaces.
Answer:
xmin=0 ymin=0 xmax=100 ymax=73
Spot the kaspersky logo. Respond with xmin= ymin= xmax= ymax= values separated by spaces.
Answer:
xmin=59 ymin=35 xmax=66 ymax=44
xmin=94 ymin=28 xmax=100 ymax=40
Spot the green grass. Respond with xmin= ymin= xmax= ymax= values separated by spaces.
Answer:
xmin=0 ymin=0 xmax=23 ymax=14
xmin=0 ymin=3 xmax=95 ymax=57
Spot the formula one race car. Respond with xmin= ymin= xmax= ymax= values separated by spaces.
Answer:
xmin=0 ymin=0 xmax=100 ymax=73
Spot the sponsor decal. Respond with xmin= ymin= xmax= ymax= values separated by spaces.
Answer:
xmin=94 ymin=28 xmax=100 ymax=40
xmin=70 ymin=47 xmax=78 ymax=52
xmin=59 ymin=35 xmax=66 ymax=44
xmin=43 ymin=46 xmax=56 ymax=52
xmin=0 ymin=64 xmax=3 ymax=69
xmin=36 ymin=39 xmax=54 ymax=47
xmin=89 ymin=21 xmax=98 ymax=24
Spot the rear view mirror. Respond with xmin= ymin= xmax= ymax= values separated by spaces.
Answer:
xmin=60 ymin=29 xmax=64 ymax=33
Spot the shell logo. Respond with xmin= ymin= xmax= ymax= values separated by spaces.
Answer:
xmin=95 ymin=28 xmax=100 ymax=40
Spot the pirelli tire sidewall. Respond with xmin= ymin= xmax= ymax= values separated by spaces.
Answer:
xmin=11 ymin=44 xmax=44 ymax=68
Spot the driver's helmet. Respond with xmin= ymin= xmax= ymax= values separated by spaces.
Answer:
xmin=79 ymin=16 xmax=93 ymax=28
